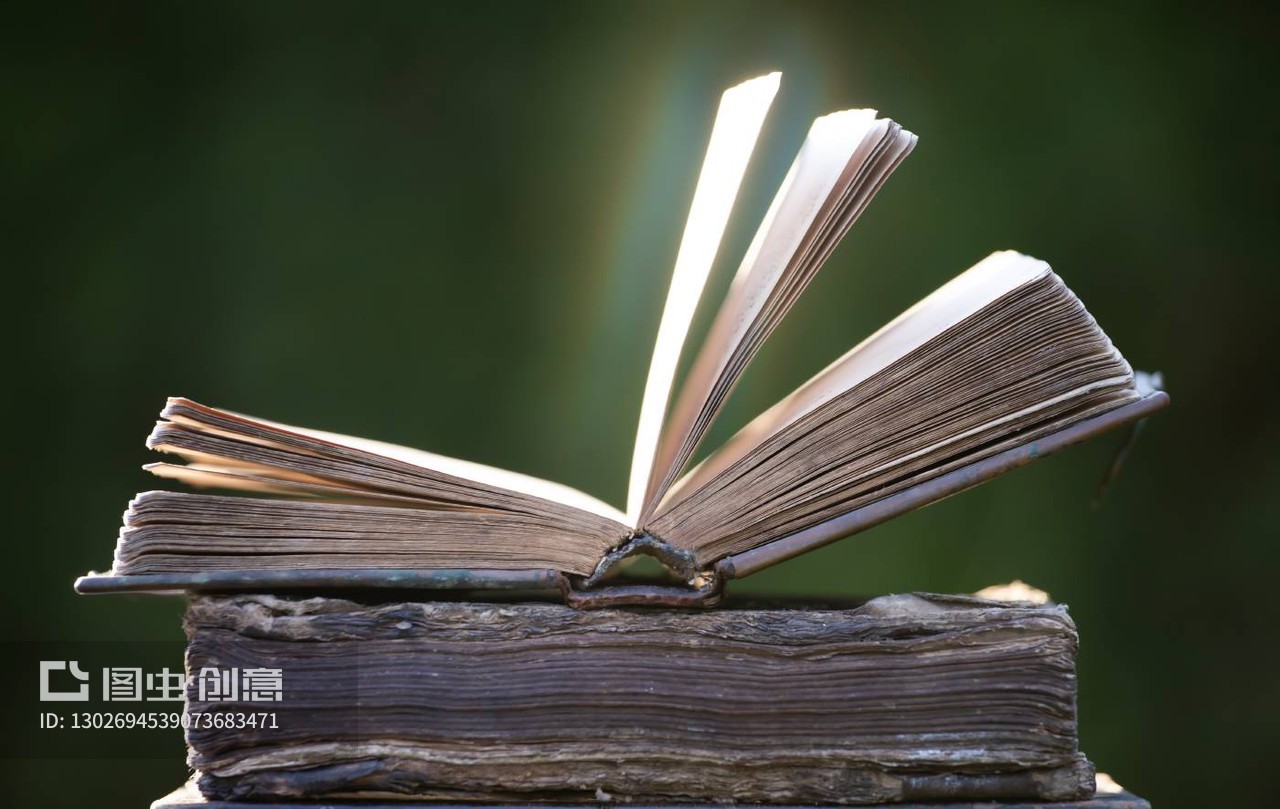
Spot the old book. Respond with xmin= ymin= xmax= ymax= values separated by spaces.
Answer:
xmin=76 ymin=72 xmax=1166 ymax=605
xmin=180 ymin=590 xmax=1095 ymax=804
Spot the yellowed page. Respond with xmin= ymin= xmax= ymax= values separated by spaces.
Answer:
xmin=659 ymin=251 xmax=1051 ymax=510
xmin=161 ymin=400 xmax=628 ymax=525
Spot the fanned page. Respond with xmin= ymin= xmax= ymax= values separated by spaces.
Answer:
xmin=624 ymin=72 xmax=780 ymax=525
xmin=637 ymin=110 xmax=917 ymax=525
xmin=648 ymin=251 xmax=1141 ymax=562
xmin=113 ymin=398 xmax=629 ymax=577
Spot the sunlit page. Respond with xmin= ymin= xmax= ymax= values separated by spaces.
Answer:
xmin=162 ymin=400 xmax=629 ymax=524
xmin=638 ymin=110 xmax=886 ymax=522
xmin=243 ymin=420 xmax=631 ymax=524
xmin=624 ymin=72 xmax=781 ymax=525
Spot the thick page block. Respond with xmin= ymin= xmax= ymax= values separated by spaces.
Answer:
xmin=181 ymin=592 xmax=1094 ymax=804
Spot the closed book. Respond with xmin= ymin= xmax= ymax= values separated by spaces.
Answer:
xmin=182 ymin=589 xmax=1094 ymax=804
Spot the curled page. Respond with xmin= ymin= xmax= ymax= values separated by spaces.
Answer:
xmin=624 ymin=72 xmax=781 ymax=525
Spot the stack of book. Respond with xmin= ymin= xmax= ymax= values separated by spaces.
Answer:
xmin=77 ymin=73 xmax=1163 ymax=807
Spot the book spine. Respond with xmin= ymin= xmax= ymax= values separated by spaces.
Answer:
xmin=566 ymin=532 xmax=722 ymax=607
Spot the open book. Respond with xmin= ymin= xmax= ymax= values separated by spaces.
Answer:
xmin=78 ymin=73 xmax=1166 ymax=605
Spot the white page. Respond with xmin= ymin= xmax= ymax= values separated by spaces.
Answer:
xmin=624 ymin=72 xmax=780 ymax=525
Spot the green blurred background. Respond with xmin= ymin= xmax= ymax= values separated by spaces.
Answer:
xmin=4 ymin=1 xmax=1275 ymax=806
